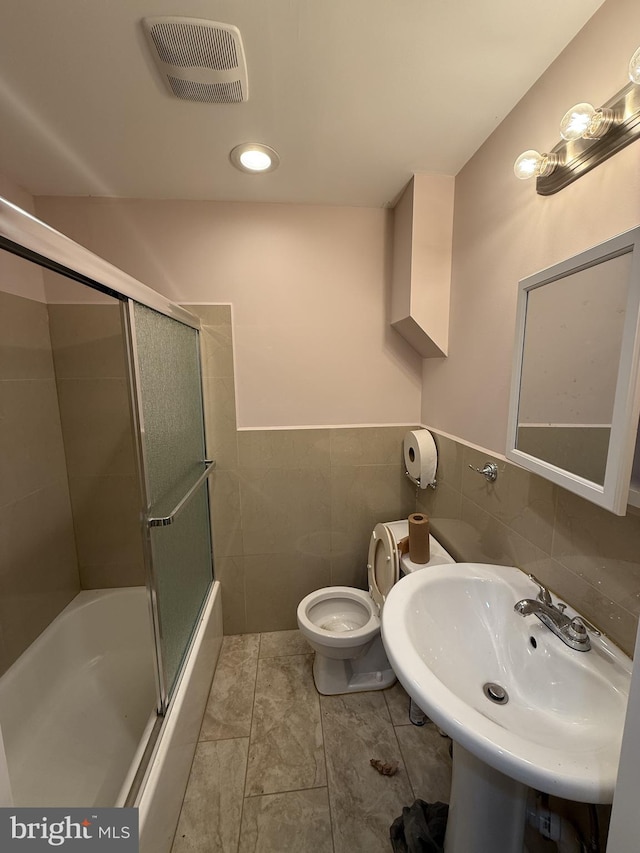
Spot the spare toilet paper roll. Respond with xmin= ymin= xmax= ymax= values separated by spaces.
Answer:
xmin=408 ymin=513 xmax=430 ymax=563
xmin=403 ymin=429 xmax=437 ymax=488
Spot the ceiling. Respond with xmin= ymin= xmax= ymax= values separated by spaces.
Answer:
xmin=0 ymin=0 xmax=605 ymax=207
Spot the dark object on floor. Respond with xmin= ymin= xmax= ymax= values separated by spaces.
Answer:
xmin=390 ymin=799 xmax=449 ymax=853
xmin=370 ymin=758 xmax=399 ymax=776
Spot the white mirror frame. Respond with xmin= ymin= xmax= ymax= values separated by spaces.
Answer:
xmin=506 ymin=226 xmax=640 ymax=516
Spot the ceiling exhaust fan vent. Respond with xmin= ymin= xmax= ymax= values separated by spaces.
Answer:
xmin=142 ymin=17 xmax=248 ymax=103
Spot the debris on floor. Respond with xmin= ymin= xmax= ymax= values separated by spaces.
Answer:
xmin=370 ymin=758 xmax=399 ymax=776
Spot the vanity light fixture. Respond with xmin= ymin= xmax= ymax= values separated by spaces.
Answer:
xmin=514 ymin=43 xmax=640 ymax=194
xmin=230 ymin=142 xmax=280 ymax=173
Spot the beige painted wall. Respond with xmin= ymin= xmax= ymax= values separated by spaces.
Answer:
xmin=34 ymin=198 xmax=423 ymax=429
xmin=422 ymin=0 xmax=640 ymax=453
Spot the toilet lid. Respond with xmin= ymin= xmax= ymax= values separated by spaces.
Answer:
xmin=367 ymin=523 xmax=399 ymax=610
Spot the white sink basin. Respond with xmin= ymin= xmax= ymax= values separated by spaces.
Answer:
xmin=381 ymin=562 xmax=631 ymax=804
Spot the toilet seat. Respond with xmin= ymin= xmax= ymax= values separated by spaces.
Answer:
xmin=367 ymin=522 xmax=400 ymax=611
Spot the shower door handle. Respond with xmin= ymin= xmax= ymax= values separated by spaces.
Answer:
xmin=147 ymin=459 xmax=216 ymax=527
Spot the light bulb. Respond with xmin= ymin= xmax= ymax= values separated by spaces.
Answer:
xmin=560 ymin=103 xmax=596 ymax=141
xmin=513 ymin=150 xmax=558 ymax=180
xmin=230 ymin=143 xmax=280 ymax=174
xmin=629 ymin=45 xmax=640 ymax=84
xmin=239 ymin=149 xmax=272 ymax=171
xmin=560 ymin=103 xmax=615 ymax=141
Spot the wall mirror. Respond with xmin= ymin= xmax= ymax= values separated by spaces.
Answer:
xmin=506 ymin=227 xmax=640 ymax=515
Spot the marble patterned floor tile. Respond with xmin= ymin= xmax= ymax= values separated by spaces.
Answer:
xmin=245 ymin=654 xmax=326 ymax=796
xmin=383 ymin=681 xmax=412 ymax=726
xmin=238 ymin=788 xmax=334 ymax=853
xmin=172 ymin=738 xmax=248 ymax=853
xmin=259 ymin=628 xmax=312 ymax=658
xmin=395 ymin=724 xmax=452 ymax=803
xmin=321 ymin=691 xmax=414 ymax=853
xmin=200 ymin=634 xmax=260 ymax=741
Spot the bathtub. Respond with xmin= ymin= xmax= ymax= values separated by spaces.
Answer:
xmin=0 ymin=582 xmax=222 ymax=853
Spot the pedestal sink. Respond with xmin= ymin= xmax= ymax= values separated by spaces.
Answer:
xmin=381 ymin=563 xmax=632 ymax=853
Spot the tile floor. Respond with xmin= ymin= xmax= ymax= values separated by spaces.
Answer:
xmin=171 ymin=629 xmax=452 ymax=853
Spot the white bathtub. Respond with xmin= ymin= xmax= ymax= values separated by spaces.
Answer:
xmin=0 ymin=582 xmax=223 ymax=853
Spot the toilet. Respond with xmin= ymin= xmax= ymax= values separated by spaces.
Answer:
xmin=297 ymin=519 xmax=455 ymax=695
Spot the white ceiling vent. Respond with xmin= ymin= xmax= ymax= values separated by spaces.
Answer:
xmin=142 ymin=17 xmax=248 ymax=104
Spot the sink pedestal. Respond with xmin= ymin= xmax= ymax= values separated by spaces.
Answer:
xmin=445 ymin=743 xmax=528 ymax=853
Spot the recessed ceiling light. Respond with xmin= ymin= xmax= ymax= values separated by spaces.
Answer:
xmin=230 ymin=143 xmax=280 ymax=173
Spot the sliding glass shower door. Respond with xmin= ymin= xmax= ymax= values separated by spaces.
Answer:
xmin=126 ymin=302 xmax=214 ymax=712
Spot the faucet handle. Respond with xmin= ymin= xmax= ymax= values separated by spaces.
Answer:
xmin=527 ymin=574 xmax=552 ymax=605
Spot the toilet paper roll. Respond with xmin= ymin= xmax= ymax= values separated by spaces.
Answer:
xmin=403 ymin=429 xmax=437 ymax=489
xmin=408 ymin=513 xmax=430 ymax=563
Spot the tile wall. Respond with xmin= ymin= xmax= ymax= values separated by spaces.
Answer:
xmin=0 ymin=290 xmax=80 ymax=675
xmin=48 ymin=303 xmax=145 ymax=588
xmin=417 ymin=434 xmax=640 ymax=657
xmin=194 ymin=303 xmax=640 ymax=656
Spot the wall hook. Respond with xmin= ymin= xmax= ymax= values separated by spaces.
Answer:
xmin=468 ymin=461 xmax=498 ymax=482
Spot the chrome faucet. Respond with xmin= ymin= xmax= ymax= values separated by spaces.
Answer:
xmin=514 ymin=575 xmax=594 ymax=652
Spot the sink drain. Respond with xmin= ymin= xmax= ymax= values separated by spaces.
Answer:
xmin=483 ymin=682 xmax=509 ymax=704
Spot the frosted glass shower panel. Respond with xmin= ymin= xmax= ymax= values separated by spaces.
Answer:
xmin=132 ymin=302 xmax=213 ymax=704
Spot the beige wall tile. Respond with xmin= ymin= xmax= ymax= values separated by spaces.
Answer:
xmin=416 ymin=479 xmax=462 ymax=523
xmin=329 ymin=426 xmax=409 ymax=467
xmin=69 ymin=475 xmax=144 ymax=579
xmin=245 ymin=553 xmax=331 ymax=633
xmin=56 ymin=377 xmax=137 ymax=477
xmin=240 ymin=468 xmax=331 ymax=556
xmin=0 ymin=291 xmax=55 ymax=381
xmin=48 ymin=303 xmax=126 ymax=379
xmin=430 ymin=432 xmax=464 ymax=491
xmin=458 ymin=497 xmax=551 ymax=569
xmin=238 ymin=429 xmax=330 ymax=469
xmin=202 ymin=377 xmax=238 ymax=470
xmin=214 ymin=556 xmax=247 ymax=634
xmin=187 ymin=304 xmax=232 ymax=327
xmin=0 ymin=379 xmax=69 ymax=507
xmin=209 ymin=470 xmax=243 ymax=558
xmin=330 ymin=552 xmax=367 ymax=589
xmin=79 ymin=562 xmax=146 ymax=589
xmin=463 ymin=446 xmax=557 ymax=554
xmin=553 ymin=490 xmax=640 ymax=614
xmin=200 ymin=324 xmax=235 ymax=379
xmin=330 ymin=465 xmax=415 ymax=558
xmin=0 ymin=483 xmax=80 ymax=674
xmin=522 ymin=553 xmax=639 ymax=656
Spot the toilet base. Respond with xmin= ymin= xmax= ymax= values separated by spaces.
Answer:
xmin=311 ymin=635 xmax=396 ymax=695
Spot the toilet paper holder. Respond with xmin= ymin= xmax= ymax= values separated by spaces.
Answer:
xmin=404 ymin=470 xmax=437 ymax=489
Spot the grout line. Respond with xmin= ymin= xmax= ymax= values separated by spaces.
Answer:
xmin=317 ymin=693 xmax=337 ymax=853
xmin=393 ymin=724 xmax=417 ymax=803
xmin=243 ymin=782 xmax=329 ymax=800
xmin=235 ymin=637 xmax=261 ymax=853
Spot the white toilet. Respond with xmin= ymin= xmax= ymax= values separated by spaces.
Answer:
xmin=297 ymin=519 xmax=455 ymax=695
